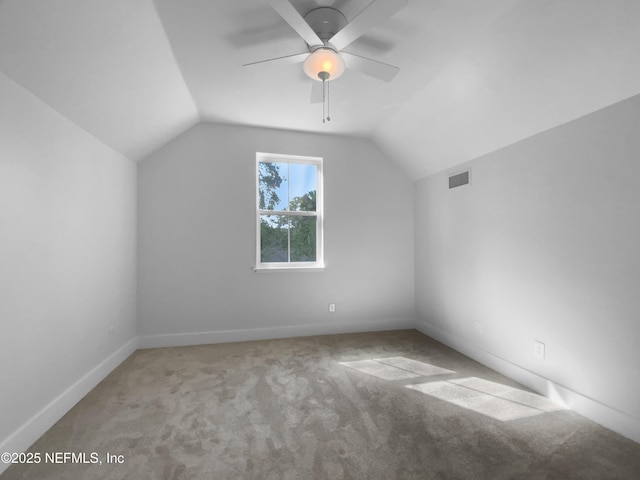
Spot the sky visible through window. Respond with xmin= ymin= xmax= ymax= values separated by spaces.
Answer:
xmin=266 ymin=162 xmax=317 ymax=211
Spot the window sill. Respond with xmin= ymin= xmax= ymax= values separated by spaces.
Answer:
xmin=254 ymin=265 xmax=325 ymax=273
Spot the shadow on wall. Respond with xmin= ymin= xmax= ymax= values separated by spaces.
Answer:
xmin=340 ymin=357 xmax=565 ymax=422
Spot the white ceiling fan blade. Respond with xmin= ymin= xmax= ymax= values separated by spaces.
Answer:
xmin=341 ymin=52 xmax=399 ymax=82
xmin=270 ymin=0 xmax=323 ymax=47
xmin=310 ymin=80 xmax=323 ymax=103
xmin=329 ymin=0 xmax=407 ymax=51
xmin=243 ymin=52 xmax=308 ymax=67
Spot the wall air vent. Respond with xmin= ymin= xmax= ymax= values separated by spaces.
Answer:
xmin=449 ymin=170 xmax=470 ymax=189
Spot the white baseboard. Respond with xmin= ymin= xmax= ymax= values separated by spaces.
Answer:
xmin=0 ymin=337 xmax=139 ymax=476
xmin=416 ymin=319 xmax=640 ymax=444
xmin=139 ymin=319 xmax=415 ymax=349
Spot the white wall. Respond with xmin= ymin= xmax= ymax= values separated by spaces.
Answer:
xmin=415 ymin=94 xmax=640 ymax=442
xmin=0 ymin=71 xmax=137 ymax=466
xmin=138 ymin=123 xmax=415 ymax=346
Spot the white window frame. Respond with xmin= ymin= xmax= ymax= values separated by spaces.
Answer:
xmin=255 ymin=152 xmax=324 ymax=272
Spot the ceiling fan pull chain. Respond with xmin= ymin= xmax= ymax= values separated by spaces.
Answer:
xmin=327 ymin=79 xmax=331 ymax=122
xmin=317 ymin=70 xmax=331 ymax=123
xmin=322 ymin=78 xmax=326 ymax=123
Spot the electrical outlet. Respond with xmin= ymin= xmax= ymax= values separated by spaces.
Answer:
xmin=329 ymin=303 xmax=336 ymax=313
xmin=534 ymin=340 xmax=545 ymax=359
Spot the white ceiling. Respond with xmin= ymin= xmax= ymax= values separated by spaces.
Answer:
xmin=1 ymin=0 xmax=639 ymax=180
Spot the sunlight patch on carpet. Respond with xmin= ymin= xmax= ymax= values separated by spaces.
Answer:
xmin=339 ymin=357 xmax=455 ymax=381
xmin=407 ymin=377 xmax=565 ymax=421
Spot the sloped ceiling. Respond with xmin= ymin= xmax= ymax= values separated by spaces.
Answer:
xmin=1 ymin=0 xmax=639 ymax=180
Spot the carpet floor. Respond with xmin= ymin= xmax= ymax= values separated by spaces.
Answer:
xmin=3 ymin=329 xmax=640 ymax=479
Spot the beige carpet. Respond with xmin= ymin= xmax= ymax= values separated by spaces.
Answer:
xmin=3 ymin=330 xmax=640 ymax=479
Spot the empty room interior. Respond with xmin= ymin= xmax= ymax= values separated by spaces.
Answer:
xmin=1 ymin=0 xmax=640 ymax=478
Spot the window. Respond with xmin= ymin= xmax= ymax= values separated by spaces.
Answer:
xmin=256 ymin=152 xmax=323 ymax=271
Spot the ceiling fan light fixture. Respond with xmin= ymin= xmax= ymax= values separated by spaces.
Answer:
xmin=303 ymin=48 xmax=345 ymax=81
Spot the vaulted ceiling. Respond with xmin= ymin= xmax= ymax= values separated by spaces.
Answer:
xmin=1 ymin=0 xmax=639 ymax=180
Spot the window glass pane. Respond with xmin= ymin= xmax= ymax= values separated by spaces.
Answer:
xmin=258 ymin=162 xmax=288 ymax=211
xmin=256 ymin=155 xmax=322 ymax=268
xmin=260 ymin=215 xmax=288 ymax=262
xmin=288 ymin=163 xmax=317 ymax=212
xmin=290 ymin=216 xmax=317 ymax=262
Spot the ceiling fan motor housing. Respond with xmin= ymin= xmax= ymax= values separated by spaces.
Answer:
xmin=303 ymin=7 xmax=348 ymax=45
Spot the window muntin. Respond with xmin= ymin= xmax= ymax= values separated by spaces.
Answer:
xmin=256 ymin=153 xmax=323 ymax=270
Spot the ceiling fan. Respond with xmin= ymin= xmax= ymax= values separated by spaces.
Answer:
xmin=244 ymin=0 xmax=407 ymax=120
